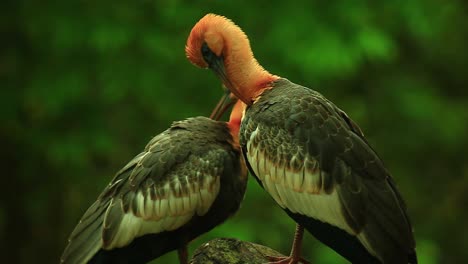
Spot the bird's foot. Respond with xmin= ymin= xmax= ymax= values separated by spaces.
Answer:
xmin=266 ymin=255 xmax=310 ymax=264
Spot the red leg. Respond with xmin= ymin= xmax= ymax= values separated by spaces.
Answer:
xmin=178 ymin=244 xmax=188 ymax=264
xmin=267 ymin=224 xmax=309 ymax=264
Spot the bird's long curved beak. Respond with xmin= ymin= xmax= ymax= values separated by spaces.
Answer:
xmin=210 ymin=89 xmax=237 ymax=121
xmin=210 ymin=56 xmax=232 ymax=88
xmin=209 ymin=56 xmax=249 ymax=106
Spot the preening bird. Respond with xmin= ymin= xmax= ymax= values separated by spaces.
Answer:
xmin=61 ymin=100 xmax=248 ymax=264
xmin=186 ymin=14 xmax=417 ymax=264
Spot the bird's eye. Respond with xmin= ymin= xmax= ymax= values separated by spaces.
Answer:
xmin=201 ymin=42 xmax=215 ymax=65
xmin=201 ymin=43 xmax=211 ymax=57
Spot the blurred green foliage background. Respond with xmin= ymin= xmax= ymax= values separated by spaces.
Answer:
xmin=2 ymin=0 xmax=467 ymax=263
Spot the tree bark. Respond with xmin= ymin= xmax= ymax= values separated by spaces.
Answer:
xmin=190 ymin=238 xmax=285 ymax=264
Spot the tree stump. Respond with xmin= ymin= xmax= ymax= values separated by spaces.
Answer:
xmin=190 ymin=238 xmax=285 ymax=264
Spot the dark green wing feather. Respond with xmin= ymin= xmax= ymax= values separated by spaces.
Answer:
xmin=240 ymin=79 xmax=416 ymax=263
xmin=61 ymin=117 xmax=235 ymax=264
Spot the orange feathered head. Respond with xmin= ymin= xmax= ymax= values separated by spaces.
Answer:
xmin=185 ymin=14 xmax=246 ymax=69
xmin=186 ymin=13 xmax=276 ymax=106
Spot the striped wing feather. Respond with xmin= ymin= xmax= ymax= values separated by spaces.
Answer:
xmin=61 ymin=128 xmax=225 ymax=264
xmin=241 ymin=79 xmax=416 ymax=263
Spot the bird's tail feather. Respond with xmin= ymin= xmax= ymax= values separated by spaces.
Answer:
xmin=61 ymin=199 xmax=110 ymax=264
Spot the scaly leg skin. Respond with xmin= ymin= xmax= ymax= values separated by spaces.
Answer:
xmin=267 ymin=224 xmax=310 ymax=264
xmin=178 ymin=244 xmax=188 ymax=264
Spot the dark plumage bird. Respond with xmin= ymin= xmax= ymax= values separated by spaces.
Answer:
xmin=186 ymin=14 xmax=417 ymax=264
xmin=60 ymin=101 xmax=248 ymax=264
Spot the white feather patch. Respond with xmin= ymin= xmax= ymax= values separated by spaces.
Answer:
xmin=246 ymin=131 xmax=355 ymax=235
xmin=246 ymin=126 xmax=377 ymax=258
xmin=105 ymin=174 xmax=220 ymax=249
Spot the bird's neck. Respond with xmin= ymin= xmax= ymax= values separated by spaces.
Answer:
xmin=228 ymin=118 xmax=241 ymax=147
xmin=227 ymin=101 xmax=245 ymax=146
xmin=224 ymin=42 xmax=278 ymax=105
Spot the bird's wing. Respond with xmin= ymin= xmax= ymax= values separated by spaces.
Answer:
xmin=241 ymin=90 xmax=415 ymax=263
xmin=61 ymin=130 xmax=226 ymax=264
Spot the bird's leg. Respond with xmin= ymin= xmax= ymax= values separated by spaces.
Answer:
xmin=177 ymin=244 xmax=189 ymax=264
xmin=267 ymin=224 xmax=310 ymax=264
